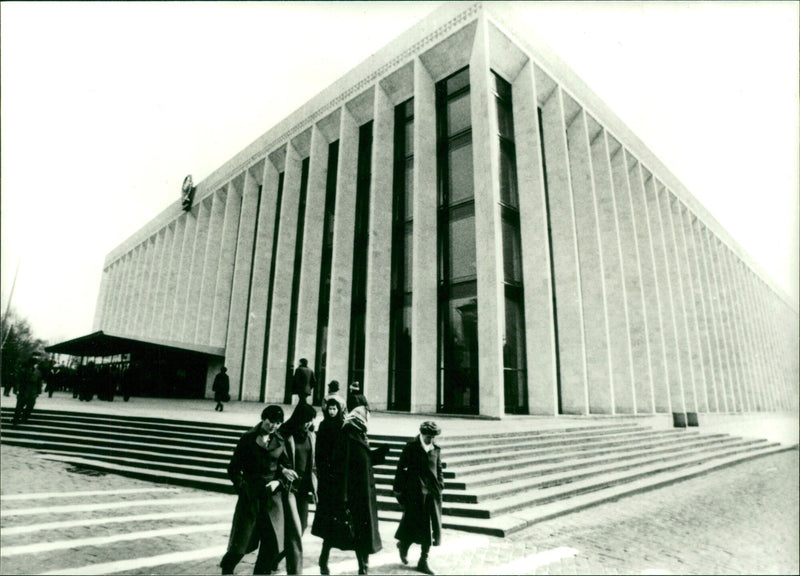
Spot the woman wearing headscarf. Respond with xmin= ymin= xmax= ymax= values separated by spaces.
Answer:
xmin=311 ymin=396 xmax=346 ymax=574
xmin=278 ymin=402 xmax=318 ymax=575
xmin=393 ymin=421 xmax=443 ymax=575
xmin=330 ymin=395 xmax=389 ymax=574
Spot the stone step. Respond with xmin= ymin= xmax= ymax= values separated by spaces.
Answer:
xmin=441 ymin=427 xmax=687 ymax=459
xmin=441 ymin=429 xmax=702 ymax=469
xmin=441 ymin=437 xmax=769 ymax=503
xmin=435 ymin=444 xmax=794 ymax=537
xmin=452 ymin=433 xmax=733 ymax=486
xmin=373 ymin=436 xmax=762 ymax=503
xmin=433 ymin=440 xmax=783 ymax=519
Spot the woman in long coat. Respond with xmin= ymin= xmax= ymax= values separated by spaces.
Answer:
xmin=221 ymin=405 xmax=295 ymax=575
xmin=393 ymin=421 xmax=443 ymax=575
xmin=311 ymin=396 xmax=346 ymax=573
xmin=330 ymin=396 xmax=388 ymax=574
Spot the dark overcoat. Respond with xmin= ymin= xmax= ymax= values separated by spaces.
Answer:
xmin=212 ymin=372 xmax=230 ymax=402
xmin=292 ymin=365 xmax=316 ymax=397
xmin=327 ymin=422 xmax=386 ymax=553
xmin=393 ymin=436 xmax=443 ymax=546
xmin=311 ymin=415 xmax=344 ymax=541
xmin=226 ymin=425 xmax=290 ymax=556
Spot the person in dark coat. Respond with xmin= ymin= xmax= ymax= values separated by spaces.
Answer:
xmin=12 ymin=358 xmax=42 ymax=426
xmin=347 ymin=381 xmax=368 ymax=412
xmin=393 ymin=421 xmax=444 ymax=575
xmin=292 ymin=358 xmax=316 ymax=405
xmin=332 ymin=395 xmax=390 ymax=574
xmin=220 ymin=405 xmax=298 ymax=575
xmin=277 ymin=403 xmax=317 ymax=575
xmin=311 ymin=396 xmax=346 ymax=574
xmin=213 ymin=366 xmax=230 ymax=412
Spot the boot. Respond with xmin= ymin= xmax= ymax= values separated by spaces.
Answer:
xmin=319 ymin=542 xmax=331 ymax=575
xmin=397 ymin=541 xmax=409 ymax=565
xmin=357 ymin=551 xmax=369 ymax=575
xmin=416 ymin=555 xmax=434 ymax=575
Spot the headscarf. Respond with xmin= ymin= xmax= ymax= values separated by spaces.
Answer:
xmin=343 ymin=404 xmax=369 ymax=436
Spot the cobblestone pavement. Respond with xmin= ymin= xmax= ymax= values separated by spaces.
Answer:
xmin=1 ymin=444 xmax=797 ymax=575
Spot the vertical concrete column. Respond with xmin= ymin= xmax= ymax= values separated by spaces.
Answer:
xmin=763 ymin=296 xmax=786 ymax=410
xmin=646 ymin=179 xmax=682 ymax=414
xmin=628 ymin=161 xmax=670 ymax=413
xmin=590 ymin=129 xmax=634 ymax=414
xmin=102 ymin=262 xmax=118 ymax=332
xmin=294 ymin=127 xmax=330 ymax=374
xmin=744 ymin=270 xmax=773 ymax=410
xmin=152 ymin=224 xmax=175 ymax=339
xmin=565 ymin=110 xmax=612 ymax=414
xmin=718 ymin=240 xmax=749 ymax=411
xmin=326 ymin=106 xmax=360 ymax=390
xmin=110 ymin=256 xmax=126 ymax=333
xmin=411 ymin=58 xmax=438 ymax=414
xmin=92 ymin=268 xmax=111 ymax=331
xmin=266 ymin=143 xmax=303 ymax=403
xmin=171 ymin=206 xmax=198 ymax=340
xmin=226 ymin=167 xmax=262 ymax=400
xmin=122 ymin=245 xmax=145 ymax=337
xmin=140 ymin=233 xmax=160 ymax=335
xmin=363 ymin=83 xmax=394 ymax=411
xmin=680 ymin=207 xmax=713 ymax=412
xmin=116 ymin=253 xmax=134 ymax=334
xmin=183 ymin=198 xmax=211 ymax=343
xmin=735 ymin=261 xmax=765 ymax=410
xmin=142 ymin=232 xmax=165 ymax=336
xmin=211 ymin=180 xmax=243 ymax=349
xmin=512 ymin=61 xmax=557 ymax=415
xmin=163 ymin=215 xmax=186 ymax=340
xmin=470 ymin=19 xmax=505 ymax=419
xmin=100 ymin=263 xmax=117 ymax=331
xmin=131 ymin=239 xmax=154 ymax=337
xmin=664 ymin=190 xmax=695 ymax=413
xmin=725 ymin=251 xmax=756 ymax=411
xmin=717 ymin=247 xmax=748 ymax=411
xmin=609 ymin=143 xmax=653 ymax=413
xmin=694 ymin=219 xmax=724 ymax=412
xmin=540 ymin=87 xmax=586 ymax=414
xmin=699 ymin=225 xmax=732 ymax=411
xmin=197 ymin=189 xmax=226 ymax=344
xmin=708 ymin=234 xmax=740 ymax=411
xmin=242 ymin=160 xmax=281 ymax=401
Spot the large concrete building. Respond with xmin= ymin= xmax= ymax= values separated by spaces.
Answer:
xmin=84 ymin=2 xmax=797 ymax=418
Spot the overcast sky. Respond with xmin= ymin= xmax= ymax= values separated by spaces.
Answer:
xmin=1 ymin=1 xmax=798 ymax=345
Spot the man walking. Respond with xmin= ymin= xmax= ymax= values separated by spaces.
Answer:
xmin=13 ymin=357 xmax=42 ymax=426
xmin=292 ymin=358 xmax=316 ymax=405
xmin=393 ymin=421 xmax=444 ymax=575
xmin=212 ymin=366 xmax=230 ymax=412
xmin=221 ymin=405 xmax=298 ymax=575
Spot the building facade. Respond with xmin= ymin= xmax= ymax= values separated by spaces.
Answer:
xmin=92 ymin=2 xmax=799 ymax=418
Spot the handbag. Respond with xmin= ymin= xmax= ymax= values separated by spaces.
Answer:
xmin=328 ymin=440 xmax=356 ymax=549
xmin=223 ymin=392 xmax=231 ymax=402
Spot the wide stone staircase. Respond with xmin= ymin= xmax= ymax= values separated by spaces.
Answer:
xmin=0 ymin=407 xmax=792 ymax=536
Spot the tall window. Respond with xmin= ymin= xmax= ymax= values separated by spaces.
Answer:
xmin=348 ymin=122 xmax=373 ymax=387
xmin=389 ymin=99 xmax=414 ymax=411
xmin=493 ymin=72 xmax=528 ymax=414
xmin=314 ymin=141 xmax=339 ymax=404
xmin=437 ymin=67 xmax=479 ymax=415
xmin=261 ymin=171 xmax=285 ymax=401
xmin=284 ymin=157 xmax=310 ymax=403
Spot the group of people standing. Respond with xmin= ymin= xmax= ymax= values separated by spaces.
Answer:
xmin=221 ymin=377 xmax=444 ymax=575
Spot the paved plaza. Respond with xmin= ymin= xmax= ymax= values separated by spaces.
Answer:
xmin=1 ymin=410 xmax=797 ymax=575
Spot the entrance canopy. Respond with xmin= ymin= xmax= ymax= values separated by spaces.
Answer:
xmin=45 ymin=331 xmax=224 ymax=359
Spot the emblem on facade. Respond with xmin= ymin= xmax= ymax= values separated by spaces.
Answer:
xmin=181 ymin=175 xmax=195 ymax=211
